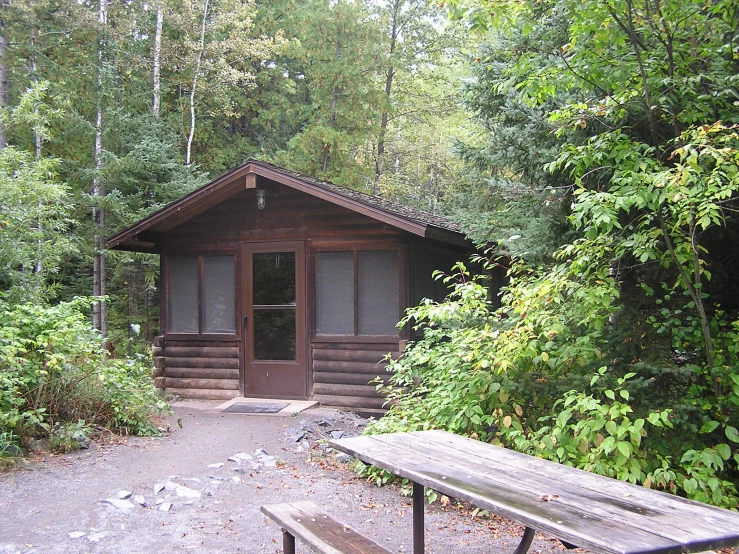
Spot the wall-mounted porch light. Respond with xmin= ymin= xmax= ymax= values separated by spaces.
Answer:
xmin=256 ymin=188 xmax=266 ymax=210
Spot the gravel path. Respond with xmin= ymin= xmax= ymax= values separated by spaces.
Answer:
xmin=0 ymin=402 xmax=585 ymax=553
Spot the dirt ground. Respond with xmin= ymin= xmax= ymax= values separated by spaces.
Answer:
xmin=0 ymin=402 xmax=717 ymax=554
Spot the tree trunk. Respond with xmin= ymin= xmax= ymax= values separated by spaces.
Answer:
xmin=321 ymin=38 xmax=342 ymax=173
xmin=153 ymin=4 xmax=163 ymax=119
xmin=186 ymin=0 xmax=209 ymax=166
xmin=0 ymin=0 xmax=10 ymax=149
xmin=372 ymin=0 xmax=400 ymax=195
xmin=92 ymin=0 xmax=107 ymax=337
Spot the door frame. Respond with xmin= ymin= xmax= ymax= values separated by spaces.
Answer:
xmin=240 ymin=240 xmax=307 ymax=399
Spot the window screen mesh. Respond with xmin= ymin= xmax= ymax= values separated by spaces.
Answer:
xmin=203 ymin=256 xmax=235 ymax=333
xmin=358 ymin=250 xmax=398 ymax=335
xmin=169 ymin=257 xmax=198 ymax=333
xmin=316 ymin=251 xmax=355 ymax=335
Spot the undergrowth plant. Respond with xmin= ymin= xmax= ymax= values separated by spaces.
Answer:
xmin=0 ymin=297 xmax=170 ymax=453
xmin=363 ymin=255 xmax=739 ymax=509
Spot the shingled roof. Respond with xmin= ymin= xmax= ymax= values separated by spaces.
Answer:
xmin=107 ymin=159 xmax=466 ymax=251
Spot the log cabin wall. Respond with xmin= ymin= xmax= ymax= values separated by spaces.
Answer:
xmin=152 ymin=337 xmax=240 ymax=401
xmin=154 ymin=177 xmax=406 ymax=410
xmin=311 ymin=341 xmax=400 ymax=414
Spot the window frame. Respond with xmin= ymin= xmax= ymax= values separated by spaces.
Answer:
xmin=164 ymin=250 xmax=239 ymax=340
xmin=311 ymin=243 xmax=404 ymax=341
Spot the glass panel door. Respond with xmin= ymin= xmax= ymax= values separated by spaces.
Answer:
xmin=242 ymin=242 xmax=306 ymax=398
xmin=252 ymin=252 xmax=296 ymax=360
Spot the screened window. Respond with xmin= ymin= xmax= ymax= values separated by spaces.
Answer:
xmin=168 ymin=255 xmax=236 ymax=334
xmin=315 ymin=250 xmax=398 ymax=336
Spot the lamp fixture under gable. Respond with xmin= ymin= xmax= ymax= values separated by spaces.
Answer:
xmin=256 ymin=188 xmax=266 ymax=210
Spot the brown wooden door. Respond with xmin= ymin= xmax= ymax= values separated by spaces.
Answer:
xmin=241 ymin=241 xmax=307 ymax=398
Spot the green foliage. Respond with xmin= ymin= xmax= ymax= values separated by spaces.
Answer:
xmin=0 ymin=298 xmax=170 ymax=451
xmin=367 ymin=259 xmax=739 ymax=508
xmin=0 ymin=83 xmax=77 ymax=302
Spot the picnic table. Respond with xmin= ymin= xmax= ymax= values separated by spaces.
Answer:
xmin=330 ymin=430 xmax=739 ymax=554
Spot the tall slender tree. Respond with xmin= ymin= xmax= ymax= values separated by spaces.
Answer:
xmin=92 ymin=0 xmax=107 ymax=335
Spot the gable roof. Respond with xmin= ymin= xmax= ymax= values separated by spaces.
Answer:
xmin=107 ymin=159 xmax=467 ymax=251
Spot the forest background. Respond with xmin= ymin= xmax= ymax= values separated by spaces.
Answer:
xmin=0 ymin=0 xmax=738 ymax=509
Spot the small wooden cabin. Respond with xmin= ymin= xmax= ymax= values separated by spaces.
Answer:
xmin=107 ymin=160 xmax=479 ymax=412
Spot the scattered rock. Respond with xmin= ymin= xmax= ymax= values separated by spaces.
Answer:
xmin=155 ymin=498 xmax=165 ymax=505
xmin=336 ymin=453 xmax=352 ymax=463
xmin=159 ymin=502 xmax=172 ymax=512
xmin=67 ymin=532 xmax=85 ymax=540
xmin=154 ymin=483 xmax=165 ymax=494
xmin=228 ymin=452 xmax=254 ymax=465
xmin=101 ymin=498 xmax=135 ymax=510
xmin=330 ymin=430 xmax=344 ymax=439
xmin=207 ymin=463 xmax=224 ymax=469
xmin=117 ymin=490 xmax=132 ymax=500
xmin=317 ymin=417 xmax=334 ymax=427
xmin=175 ymin=485 xmax=201 ymax=499
xmin=288 ymin=431 xmax=306 ymax=442
xmin=232 ymin=467 xmax=248 ymax=474
xmin=133 ymin=495 xmax=146 ymax=506
xmin=27 ymin=438 xmax=48 ymax=452
xmin=164 ymin=481 xmax=178 ymax=491
xmin=232 ymin=476 xmax=241 ymax=483
xmin=87 ymin=532 xmax=106 ymax=543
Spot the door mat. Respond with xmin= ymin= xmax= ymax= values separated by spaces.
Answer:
xmin=222 ymin=402 xmax=290 ymax=414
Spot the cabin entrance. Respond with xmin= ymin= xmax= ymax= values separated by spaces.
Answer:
xmin=241 ymin=241 xmax=307 ymax=398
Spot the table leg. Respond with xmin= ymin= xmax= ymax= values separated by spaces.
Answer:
xmin=512 ymin=527 xmax=535 ymax=554
xmin=282 ymin=529 xmax=295 ymax=554
xmin=413 ymin=481 xmax=424 ymax=554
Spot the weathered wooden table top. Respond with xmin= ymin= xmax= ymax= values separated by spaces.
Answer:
xmin=330 ymin=429 xmax=739 ymax=554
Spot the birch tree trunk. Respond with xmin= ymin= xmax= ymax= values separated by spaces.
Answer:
xmin=186 ymin=0 xmax=209 ymax=166
xmin=152 ymin=3 xmax=163 ymax=119
xmin=92 ymin=0 xmax=107 ymax=337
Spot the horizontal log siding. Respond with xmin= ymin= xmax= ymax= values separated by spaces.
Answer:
xmin=311 ymin=342 xmax=398 ymax=411
xmin=155 ymin=337 xmax=240 ymax=400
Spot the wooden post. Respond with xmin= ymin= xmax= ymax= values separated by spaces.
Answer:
xmin=413 ymin=481 xmax=424 ymax=554
xmin=282 ymin=529 xmax=295 ymax=554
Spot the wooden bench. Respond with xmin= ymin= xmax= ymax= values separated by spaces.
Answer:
xmin=261 ymin=501 xmax=394 ymax=554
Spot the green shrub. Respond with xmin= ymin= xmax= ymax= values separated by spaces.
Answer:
xmin=0 ymin=297 xmax=170 ymax=452
xmin=365 ymin=259 xmax=739 ymax=509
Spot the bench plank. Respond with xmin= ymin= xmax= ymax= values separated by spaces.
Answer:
xmin=261 ymin=501 xmax=393 ymax=554
xmin=331 ymin=432 xmax=739 ymax=554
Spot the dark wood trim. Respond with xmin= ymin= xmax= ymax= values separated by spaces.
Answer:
xmin=353 ymin=250 xmax=359 ymax=336
xmin=306 ymin=240 xmax=316 ymax=398
xmin=311 ymin=335 xmax=400 ymax=344
xmin=242 ymin=240 xmax=308 ymax=399
xmin=398 ymin=242 xmax=408 ymax=340
xmin=310 ymin=239 xmax=398 ymax=252
xmin=197 ymin=256 xmax=205 ymax=336
xmin=163 ymin=249 xmax=240 ymax=339
xmin=164 ymin=333 xmax=239 ymax=341
xmin=161 ymin=256 xmax=168 ymax=335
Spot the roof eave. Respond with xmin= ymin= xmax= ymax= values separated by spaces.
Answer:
xmin=107 ymin=160 xmax=466 ymax=251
